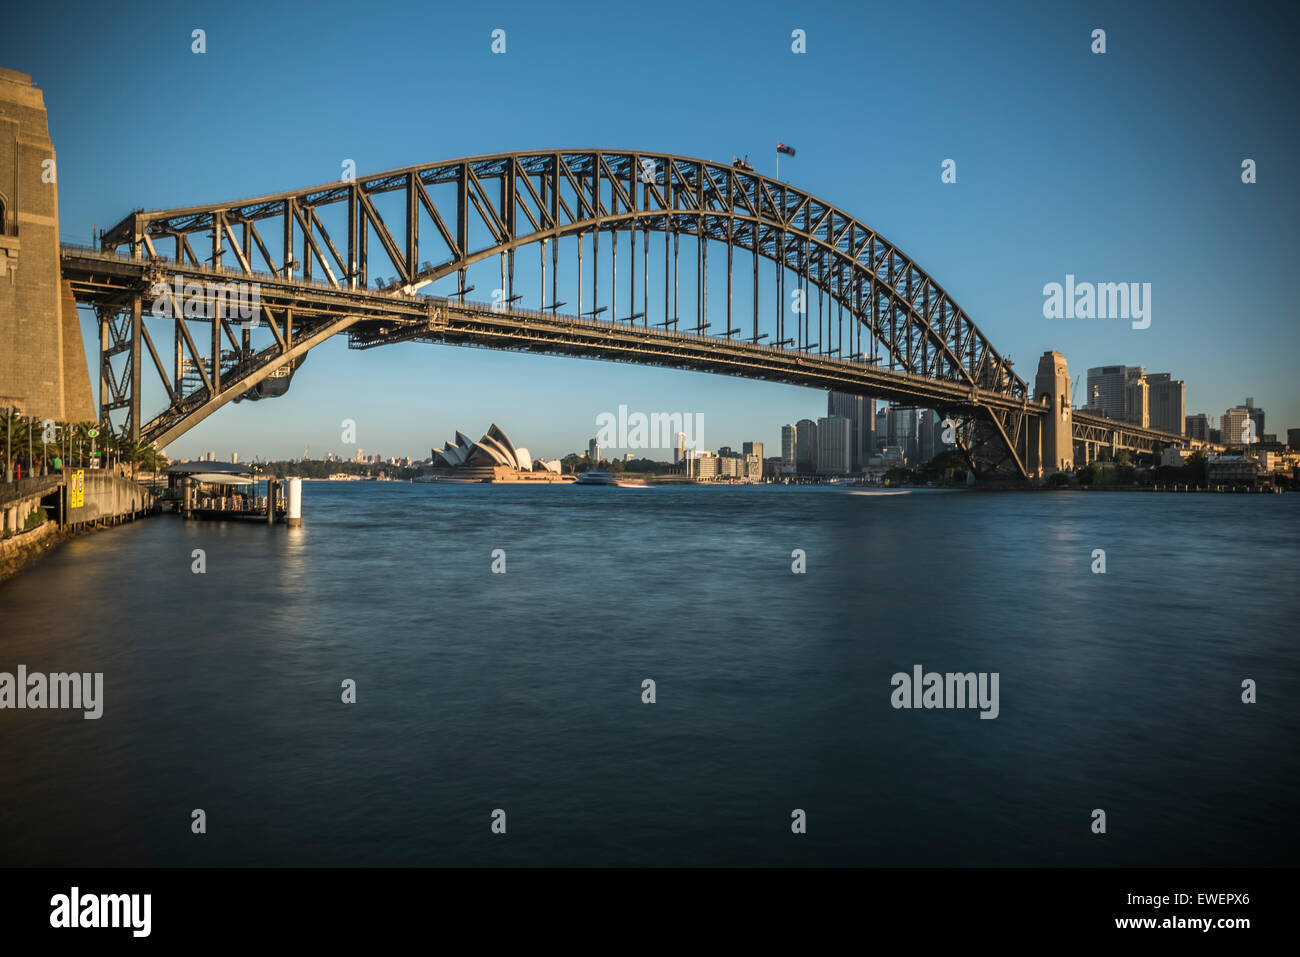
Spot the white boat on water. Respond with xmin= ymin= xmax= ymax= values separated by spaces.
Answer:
xmin=575 ymin=471 xmax=647 ymax=487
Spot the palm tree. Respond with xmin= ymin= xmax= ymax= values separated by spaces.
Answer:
xmin=1 ymin=406 xmax=17 ymax=481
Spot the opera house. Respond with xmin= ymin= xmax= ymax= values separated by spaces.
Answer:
xmin=423 ymin=424 xmax=570 ymax=483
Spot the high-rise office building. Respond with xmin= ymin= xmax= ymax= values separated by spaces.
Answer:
xmin=781 ymin=425 xmax=797 ymax=466
xmin=588 ymin=437 xmax=601 ymax=462
xmin=887 ymin=406 xmax=920 ymax=464
xmin=1086 ymin=366 xmax=1133 ymax=419
xmin=795 ymin=418 xmax=818 ymax=474
xmin=827 ymin=391 xmax=873 ymax=471
xmin=816 ymin=416 xmax=851 ymax=475
xmin=1146 ymin=373 xmax=1185 ymax=435
xmin=874 ymin=408 xmax=888 ymax=453
xmin=1185 ymin=414 xmax=1210 ymax=441
xmin=673 ymin=431 xmax=686 ymax=463
xmin=1245 ymin=398 xmax=1265 ymax=440
xmin=1221 ymin=407 xmax=1250 ymax=446
xmin=742 ymin=441 xmax=764 ymax=461
xmin=1287 ymin=428 xmax=1300 ymax=449
xmin=916 ymin=410 xmax=939 ymax=464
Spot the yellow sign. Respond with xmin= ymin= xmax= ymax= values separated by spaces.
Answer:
xmin=70 ymin=470 xmax=84 ymax=509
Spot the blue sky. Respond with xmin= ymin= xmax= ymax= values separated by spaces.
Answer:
xmin=4 ymin=0 xmax=1297 ymax=460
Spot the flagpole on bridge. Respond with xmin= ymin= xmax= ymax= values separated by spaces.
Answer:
xmin=775 ymin=142 xmax=795 ymax=182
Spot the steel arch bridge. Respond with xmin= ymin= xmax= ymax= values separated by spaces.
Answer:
xmin=59 ymin=149 xmax=1187 ymax=477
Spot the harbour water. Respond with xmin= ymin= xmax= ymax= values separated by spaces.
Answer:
xmin=0 ymin=483 xmax=1296 ymax=866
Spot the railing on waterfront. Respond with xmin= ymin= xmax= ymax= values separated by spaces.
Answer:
xmin=0 ymin=473 xmax=61 ymax=505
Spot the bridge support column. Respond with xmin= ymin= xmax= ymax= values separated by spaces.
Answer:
xmin=0 ymin=69 xmax=95 ymax=425
xmin=1024 ymin=412 xmax=1043 ymax=478
xmin=1034 ymin=351 xmax=1074 ymax=475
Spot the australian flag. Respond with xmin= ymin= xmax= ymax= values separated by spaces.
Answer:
xmin=776 ymin=143 xmax=796 ymax=156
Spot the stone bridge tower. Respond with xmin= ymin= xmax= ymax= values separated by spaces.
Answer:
xmin=1031 ymin=350 xmax=1074 ymax=475
xmin=0 ymin=67 xmax=94 ymax=423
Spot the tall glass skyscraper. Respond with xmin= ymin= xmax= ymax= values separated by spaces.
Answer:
xmin=827 ymin=392 xmax=873 ymax=471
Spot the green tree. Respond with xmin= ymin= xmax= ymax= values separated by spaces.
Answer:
xmin=1182 ymin=450 xmax=1208 ymax=488
xmin=883 ymin=466 xmax=913 ymax=486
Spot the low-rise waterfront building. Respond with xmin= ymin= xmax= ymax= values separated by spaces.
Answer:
xmin=1205 ymin=455 xmax=1259 ymax=487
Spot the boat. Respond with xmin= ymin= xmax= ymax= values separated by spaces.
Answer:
xmin=575 ymin=471 xmax=649 ymax=487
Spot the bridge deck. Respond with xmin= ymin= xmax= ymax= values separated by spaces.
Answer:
xmin=60 ymin=245 xmax=1210 ymax=462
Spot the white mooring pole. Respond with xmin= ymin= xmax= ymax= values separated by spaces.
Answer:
xmin=286 ymin=477 xmax=302 ymax=527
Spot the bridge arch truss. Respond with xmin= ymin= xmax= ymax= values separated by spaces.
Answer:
xmin=74 ymin=150 xmax=1035 ymax=473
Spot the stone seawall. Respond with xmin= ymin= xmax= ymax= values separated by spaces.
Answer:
xmin=0 ymin=519 xmax=59 ymax=583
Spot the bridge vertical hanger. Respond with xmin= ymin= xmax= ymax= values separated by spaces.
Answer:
xmin=662 ymin=225 xmax=669 ymax=328
xmin=406 ymin=171 xmax=417 ymax=287
xmin=503 ymin=167 xmax=515 ymax=306
xmin=775 ymin=230 xmax=782 ymax=347
xmin=550 ymin=158 xmax=559 ymax=311
xmin=726 ymin=220 xmax=733 ymax=338
xmin=173 ymin=275 xmax=183 ymax=400
xmin=457 ymin=163 xmax=468 ymax=297
xmin=347 ymin=184 xmax=357 ymax=289
xmin=591 ymin=162 xmax=599 ymax=318
xmin=672 ymin=232 xmax=678 ymax=330
xmin=282 ymin=198 xmax=293 ymax=281
xmin=698 ymin=228 xmax=706 ymax=335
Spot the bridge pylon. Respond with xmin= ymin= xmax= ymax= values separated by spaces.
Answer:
xmin=1031 ymin=350 xmax=1074 ymax=477
xmin=0 ymin=68 xmax=94 ymax=424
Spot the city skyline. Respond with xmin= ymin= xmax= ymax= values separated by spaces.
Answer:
xmin=157 ymin=381 xmax=1286 ymax=468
